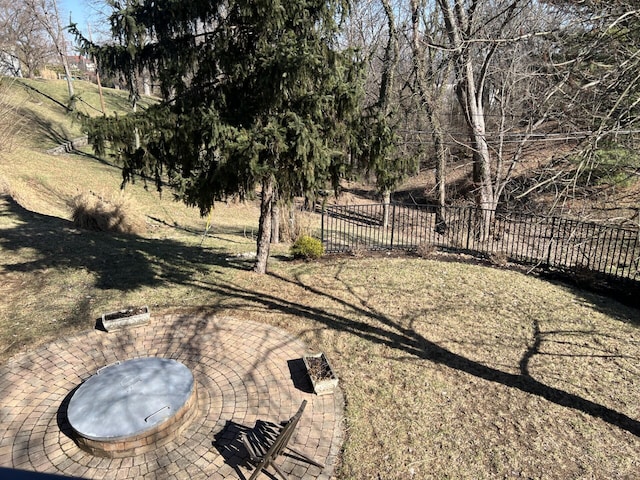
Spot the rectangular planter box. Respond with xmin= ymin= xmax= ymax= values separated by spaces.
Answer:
xmin=101 ymin=306 xmax=150 ymax=332
xmin=303 ymin=352 xmax=338 ymax=396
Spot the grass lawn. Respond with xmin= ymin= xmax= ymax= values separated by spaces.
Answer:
xmin=1 ymin=78 xmax=639 ymax=478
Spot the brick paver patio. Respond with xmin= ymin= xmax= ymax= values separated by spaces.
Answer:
xmin=0 ymin=314 xmax=344 ymax=479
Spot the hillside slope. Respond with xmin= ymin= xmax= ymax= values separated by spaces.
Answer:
xmin=0 ymin=77 xmax=262 ymax=360
xmin=0 ymin=78 xmax=259 ymax=229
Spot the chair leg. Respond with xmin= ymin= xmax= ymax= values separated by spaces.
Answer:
xmin=247 ymin=449 xmax=323 ymax=479
xmin=271 ymin=462 xmax=289 ymax=480
xmin=248 ymin=459 xmax=267 ymax=480
xmin=248 ymin=459 xmax=289 ymax=480
xmin=285 ymin=446 xmax=325 ymax=469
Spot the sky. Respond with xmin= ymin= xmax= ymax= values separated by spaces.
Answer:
xmin=59 ymin=0 xmax=90 ymax=27
xmin=59 ymin=0 xmax=103 ymax=39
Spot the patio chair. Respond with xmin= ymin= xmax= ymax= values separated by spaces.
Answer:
xmin=240 ymin=400 xmax=325 ymax=480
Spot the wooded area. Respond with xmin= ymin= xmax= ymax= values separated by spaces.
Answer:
xmin=1 ymin=0 xmax=639 ymax=273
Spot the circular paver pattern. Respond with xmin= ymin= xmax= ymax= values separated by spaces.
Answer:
xmin=0 ymin=314 xmax=344 ymax=479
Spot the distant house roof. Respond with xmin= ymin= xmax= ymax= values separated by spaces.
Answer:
xmin=66 ymin=55 xmax=95 ymax=72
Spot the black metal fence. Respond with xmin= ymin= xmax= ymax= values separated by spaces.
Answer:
xmin=321 ymin=203 xmax=640 ymax=283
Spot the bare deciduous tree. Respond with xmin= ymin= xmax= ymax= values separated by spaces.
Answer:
xmin=0 ymin=0 xmax=55 ymax=77
xmin=22 ymin=0 xmax=74 ymax=100
xmin=345 ymin=1 xmax=419 ymax=227
xmin=427 ymin=0 xmax=562 ymax=238
xmin=410 ymin=0 xmax=453 ymax=232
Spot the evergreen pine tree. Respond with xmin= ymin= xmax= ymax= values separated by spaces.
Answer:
xmin=73 ymin=0 xmax=363 ymax=273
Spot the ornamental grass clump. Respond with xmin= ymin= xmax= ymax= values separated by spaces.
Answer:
xmin=291 ymin=235 xmax=324 ymax=260
xmin=69 ymin=191 xmax=146 ymax=234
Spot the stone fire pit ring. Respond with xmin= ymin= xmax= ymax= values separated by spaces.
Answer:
xmin=67 ymin=357 xmax=198 ymax=457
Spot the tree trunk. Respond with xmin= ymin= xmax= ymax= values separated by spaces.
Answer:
xmin=132 ymin=96 xmax=141 ymax=150
xmin=289 ymin=203 xmax=297 ymax=241
xmin=60 ymin=53 xmax=74 ymax=100
xmin=437 ymin=0 xmax=498 ymax=241
xmin=378 ymin=0 xmax=398 ymax=115
xmin=382 ymin=189 xmax=391 ymax=229
xmin=371 ymin=0 xmax=400 ymax=203
xmin=254 ymin=175 xmax=274 ymax=274
xmin=271 ymin=198 xmax=280 ymax=244
xmin=463 ymin=83 xmax=495 ymax=241
xmin=51 ymin=0 xmax=74 ymax=101
xmin=142 ymin=69 xmax=152 ymax=96
xmin=441 ymin=0 xmax=525 ymax=240
xmin=411 ymin=0 xmax=450 ymax=235
xmin=88 ymin=24 xmax=106 ymax=115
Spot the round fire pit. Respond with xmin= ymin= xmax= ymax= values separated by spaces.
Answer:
xmin=67 ymin=357 xmax=197 ymax=457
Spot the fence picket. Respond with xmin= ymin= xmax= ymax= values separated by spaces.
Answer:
xmin=322 ymin=203 xmax=639 ymax=284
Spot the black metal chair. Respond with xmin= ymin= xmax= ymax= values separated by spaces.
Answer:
xmin=240 ymin=400 xmax=325 ymax=480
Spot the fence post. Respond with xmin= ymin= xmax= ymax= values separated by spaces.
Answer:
xmin=466 ymin=208 xmax=472 ymax=251
xmin=390 ymin=203 xmax=396 ymax=251
xmin=321 ymin=204 xmax=325 ymax=250
xmin=546 ymin=216 xmax=557 ymax=267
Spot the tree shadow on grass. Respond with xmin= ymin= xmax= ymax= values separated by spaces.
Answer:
xmin=191 ymin=271 xmax=640 ymax=438
xmin=15 ymin=103 xmax=73 ymax=147
xmin=3 ymin=194 xmax=638 ymax=439
xmin=0 ymin=194 xmax=233 ymax=291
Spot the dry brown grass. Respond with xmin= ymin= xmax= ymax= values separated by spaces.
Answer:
xmin=0 ymin=78 xmax=25 ymax=157
xmin=277 ymin=203 xmax=320 ymax=242
xmin=69 ymin=191 xmax=147 ymax=234
xmin=241 ymin=258 xmax=640 ymax=480
xmin=3 ymin=195 xmax=639 ymax=479
xmin=0 ymin=78 xmax=639 ymax=480
xmin=415 ymin=241 xmax=437 ymax=258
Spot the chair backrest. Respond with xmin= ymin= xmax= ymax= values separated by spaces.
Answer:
xmin=265 ymin=400 xmax=307 ymax=461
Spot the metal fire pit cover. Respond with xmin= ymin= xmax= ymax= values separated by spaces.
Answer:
xmin=67 ymin=357 xmax=194 ymax=441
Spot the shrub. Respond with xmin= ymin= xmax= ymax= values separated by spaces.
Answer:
xmin=291 ymin=235 xmax=324 ymax=260
xmin=69 ymin=191 xmax=146 ymax=234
